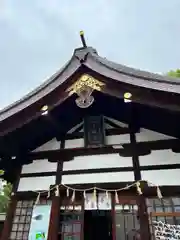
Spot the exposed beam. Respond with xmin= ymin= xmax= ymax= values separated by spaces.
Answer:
xmin=65 ymin=127 xmax=133 ymax=140
xmin=131 ymin=138 xmax=179 ymax=151
xmin=20 ymin=166 xmax=134 ymax=178
xmin=105 ymin=118 xmax=126 ymax=129
xmin=20 ymin=163 xmax=180 ymax=178
xmin=24 ymin=146 xmax=120 ymax=161
xmin=21 ymin=171 xmax=56 ymax=178
xmin=67 ymin=122 xmax=84 ymax=134
xmin=142 ymin=185 xmax=180 ymax=197
xmin=2 ymin=138 xmax=179 ymax=165
xmin=12 ymin=138 xmax=180 ymax=162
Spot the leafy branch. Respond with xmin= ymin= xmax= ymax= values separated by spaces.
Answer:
xmin=0 ymin=170 xmax=12 ymax=213
xmin=167 ymin=69 xmax=180 ymax=78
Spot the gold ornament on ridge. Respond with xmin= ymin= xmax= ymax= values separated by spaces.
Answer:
xmin=66 ymin=74 xmax=105 ymax=96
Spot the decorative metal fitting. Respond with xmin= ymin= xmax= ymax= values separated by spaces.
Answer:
xmin=66 ymin=74 xmax=105 ymax=108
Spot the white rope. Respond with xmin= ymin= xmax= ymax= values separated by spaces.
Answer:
xmin=33 ymin=181 xmax=140 ymax=195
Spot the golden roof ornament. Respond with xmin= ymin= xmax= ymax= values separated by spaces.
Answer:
xmin=66 ymin=74 xmax=105 ymax=108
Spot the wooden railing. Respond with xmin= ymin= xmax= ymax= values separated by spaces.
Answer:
xmin=151 ymin=212 xmax=180 ymax=217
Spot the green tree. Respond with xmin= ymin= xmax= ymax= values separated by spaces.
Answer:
xmin=0 ymin=170 xmax=12 ymax=213
xmin=0 ymin=183 xmax=12 ymax=212
xmin=167 ymin=69 xmax=180 ymax=78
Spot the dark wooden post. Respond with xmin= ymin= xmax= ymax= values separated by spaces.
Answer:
xmin=47 ymin=140 xmax=64 ymax=240
xmin=1 ymin=165 xmax=21 ymax=240
xmin=129 ymin=103 xmax=151 ymax=240
xmin=1 ymin=196 xmax=17 ymax=240
xmin=111 ymin=194 xmax=116 ymax=240
xmin=137 ymin=195 xmax=151 ymax=240
xmin=47 ymin=196 xmax=60 ymax=240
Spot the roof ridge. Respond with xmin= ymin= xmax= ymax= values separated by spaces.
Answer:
xmin=91 ymin=52 xmax=180 ymax=85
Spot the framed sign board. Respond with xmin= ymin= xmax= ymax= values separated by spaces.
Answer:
xmin=84 ymin=116 xmax=105 ymax=148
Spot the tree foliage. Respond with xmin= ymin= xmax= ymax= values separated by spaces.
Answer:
xmin=0 ymin=170 xmax=12 ymax=213
xmin=167 ymin=69 xmax=180 ymax=78
xmin=0 ymin=183 xmax=12 ymax=212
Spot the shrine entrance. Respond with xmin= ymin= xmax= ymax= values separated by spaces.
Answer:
xmin=84 ymin=210 xmax=112 ymax=240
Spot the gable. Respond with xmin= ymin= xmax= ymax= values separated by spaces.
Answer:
xmin=31 ymin=115 xmax=176 ymax=153
xmin=32 ymin=116 xmax=130 ymax=152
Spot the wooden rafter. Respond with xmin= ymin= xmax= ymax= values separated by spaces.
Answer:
xmin=104 ymin=117 xmax=127 ymax=129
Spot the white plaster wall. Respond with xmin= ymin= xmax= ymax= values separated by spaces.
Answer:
xmin=21 ymin=160 xmax=57 ymax=174
xmin=65 ymin=134 xmax=130 ymax=148
xmin=141 ymin=169 xmax=180 ymax=186
xmin=18 ymin=176 xmax=56 ymax=191
xmin=62 ymin=171 xmax=134 ymax=184
xmin=65 ymin=138 xmax=84 ymax=149
xmin=139 ymin=150 xmax=180 ymax=166
xmin=136 ymin=128 xmax=175 ymax=142
xmin=106 ymin=134 xmax=130 ymax=145
xmin=0 ymin=214 xmax=5 ymax=221
xmin=63 ymin=154 xmax=132 ymax=171
xmin=33 ymin=138 xmax=60 ymax=152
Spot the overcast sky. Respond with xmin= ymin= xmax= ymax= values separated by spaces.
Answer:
xmin=0 ymin=0 xmax=180 ymax=109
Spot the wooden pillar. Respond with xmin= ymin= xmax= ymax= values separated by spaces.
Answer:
xmin=111 ymin=194 xmax=116 ymax=240
xmin=47 ymin=139 xmax=65 ymax=240
xmin=129 ymin=103 xmax=151 ymax=240
xmin=1 ymin=165 xmax=21 ymax=240
xmin=47 ymin=196 xmax=60 ymax=240
xmin=80 ymin=193 xmax=85 ymax=240
xmin=1 ymin=196 xmax=17 ymax=240
xmin=137 ymin=195 xmax=151 ymax=240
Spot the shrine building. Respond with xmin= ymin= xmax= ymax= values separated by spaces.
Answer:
xmin=1 ymin=32 xmax=180 ymax=240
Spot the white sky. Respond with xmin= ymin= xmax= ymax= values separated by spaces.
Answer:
xmin=0 ymin=0 xmax=179 ymax=108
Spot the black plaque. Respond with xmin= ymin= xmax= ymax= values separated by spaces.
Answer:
xmin=84 ymin=116 xmax=105 ymax=148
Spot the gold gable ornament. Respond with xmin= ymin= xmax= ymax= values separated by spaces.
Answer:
xmin=66 ymin=74 xmax=105 ymax=108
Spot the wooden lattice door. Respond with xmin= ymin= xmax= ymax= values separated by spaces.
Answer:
xmin=59 ymin=198 xmax=84 ymax=240
xmin=114 ymin=196 xmax=140 ymax=240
